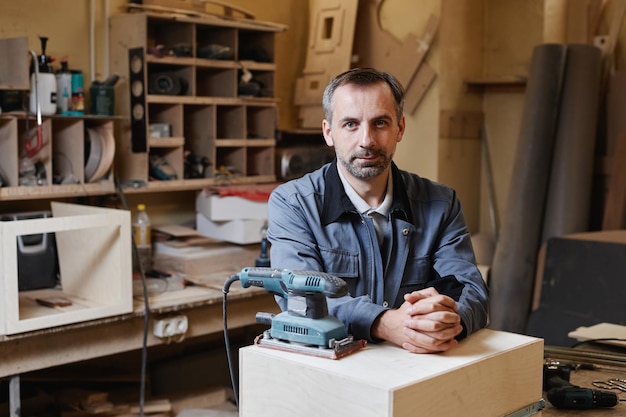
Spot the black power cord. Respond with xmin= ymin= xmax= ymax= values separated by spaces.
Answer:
xmin=222 ymin=274 xmax=242 ymax=409
xmin=222 ymin=231 xmax=270 ymax=409
xmin=115 ymin=176 xmax=150 ymax=417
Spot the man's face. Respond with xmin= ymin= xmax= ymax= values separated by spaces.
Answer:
xmin=322 ymin=82 xmax=405 ymax=181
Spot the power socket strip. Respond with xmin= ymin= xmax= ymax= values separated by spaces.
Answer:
xmin=153 ymin=315 xmax=188 ymax=338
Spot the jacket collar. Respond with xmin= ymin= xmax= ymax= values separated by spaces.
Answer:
xmin=322 ymin=161 xmax=414 ymax=225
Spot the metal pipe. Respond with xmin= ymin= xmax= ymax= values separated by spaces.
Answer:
xmin=26 ymin=50 xmax=43 ymax=158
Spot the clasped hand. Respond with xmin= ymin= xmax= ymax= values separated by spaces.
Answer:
xmin=373 ymin=287 xmax=463 ymax=354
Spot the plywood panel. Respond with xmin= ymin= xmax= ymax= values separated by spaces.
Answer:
xmin=240 ymin=329 xmax=543 ymax=417
xmin=294 ymin=0 xmax=358 ymax=127
xmin=0 ymin=203 xmax=132 ymax=335
xmin=0 ymin=37 xmax=29 ymax=90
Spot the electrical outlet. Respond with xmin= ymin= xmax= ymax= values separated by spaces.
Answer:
xmin=153 ymin=315 xmax=188 ymax=338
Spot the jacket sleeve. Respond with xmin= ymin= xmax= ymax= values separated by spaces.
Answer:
xmin=429 ymin=191 xmax=490 ymax=338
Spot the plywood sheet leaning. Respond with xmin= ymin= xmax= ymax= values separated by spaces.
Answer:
xmin=352 ymin=1 xmax=439 ymax=114
xmin=294 ymin=0 xmax=359 ymax=128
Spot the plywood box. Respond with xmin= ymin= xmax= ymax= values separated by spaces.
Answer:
xmin=240 ymin=329 xmax=544 ymax=417
xmin=0 ymin=202 xmax=132 ymax=335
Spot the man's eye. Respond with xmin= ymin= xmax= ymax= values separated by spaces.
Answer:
xmin=344 ymin=121 xmax=356 ymax=129
xmin=375 ymin=119 xmax=388 ymax=127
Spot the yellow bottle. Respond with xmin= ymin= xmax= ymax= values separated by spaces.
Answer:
xmin=133 ymin=203 xmax=152 ymax=272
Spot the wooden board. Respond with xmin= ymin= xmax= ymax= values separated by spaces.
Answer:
xmin=127 ymin=2 xmax=287 ymax=31
xmin=0 ymin=37 xmax=29 ymax=90
xmin=354 ymin=1 xmax=427 ymax=85
xmin=566 ymin=0 xmax=591 ymax=43
xmin=543 ymin=0 xmax=568 ymax=42
xmin=405 ymin=62 xmax=437 ymax=115
xmin=602 ymin=133 xmax=626 ymax=229
xmin=152 ymin=240 xmax=260 ymax=276
xmin=240 ymin=329 xmax=543 ymax=417
xmin=295 ymin=0 xmax=359 ymax=127
xmin=143 ymin=0 xmax=256 ymax=19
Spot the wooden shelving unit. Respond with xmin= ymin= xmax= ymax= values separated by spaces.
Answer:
xmin=110 ymin=12 xmax=282 ymax=191
xmin=0 ymin=115 xmax=118 ymax=201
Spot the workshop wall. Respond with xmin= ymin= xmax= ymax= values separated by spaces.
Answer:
xmin=3 ymin=1 xmax=624 ymax=236
xmin=479 ymin=0 xmax=543 ymax=235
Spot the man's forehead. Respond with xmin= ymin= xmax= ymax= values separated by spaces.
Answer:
xmin=332 ymin=84 xmax=396 ymax=120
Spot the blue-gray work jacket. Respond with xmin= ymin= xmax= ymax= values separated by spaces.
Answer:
xmin=267 ymin=161 xmax=489 ymax=342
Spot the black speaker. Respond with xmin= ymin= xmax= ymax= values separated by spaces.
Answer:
xmin=129 ymin=47 xmax=147 ymax=153
xmin=1 ymin=211 xmax=59 ymax=291
xmin=149 ymin=72 xmax=188 ymax=95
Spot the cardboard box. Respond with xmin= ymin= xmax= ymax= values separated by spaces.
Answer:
xmin=196 ymin=213 xmax=266 ymax=244
xmin=0 ymin=203 xmax=132 ymax=335
xmin=240 ymin=329 xmax=544 ymax=417
xmin=196 ymin=191 xmax=268 ymax=221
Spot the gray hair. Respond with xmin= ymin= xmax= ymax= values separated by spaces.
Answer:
xmin=322 ymin=68 xmax=405 ymax=125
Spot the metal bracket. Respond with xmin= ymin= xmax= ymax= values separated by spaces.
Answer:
xmin=502 ymin=399 xmax=546 ymax=417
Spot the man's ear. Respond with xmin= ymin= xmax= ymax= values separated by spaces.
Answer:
xmin=397 ymin=116 xmax=406 ymax=143
xmin=322 ymin=119 xmax=334 ymax=146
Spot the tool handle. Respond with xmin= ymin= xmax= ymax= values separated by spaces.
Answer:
xmin=25 ymin=124 xmax=44 ymax=158
xmin=239 ymin=267 xmax=349 ymax=298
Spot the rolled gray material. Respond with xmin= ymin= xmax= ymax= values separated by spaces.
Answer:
xmin=488 ymin=44 xmax=567 ymax=333
xmin=541 ymin=44 xmax=602 ymax=241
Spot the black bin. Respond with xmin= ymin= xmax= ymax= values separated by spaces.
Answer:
xmin=1 ymin=211 xmax=59 ymax=291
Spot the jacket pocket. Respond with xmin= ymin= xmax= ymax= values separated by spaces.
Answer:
xmin=319 ymin=247 xmax=359 ymax=295
xmin=319 ymin=247 xmax=359 ymax=278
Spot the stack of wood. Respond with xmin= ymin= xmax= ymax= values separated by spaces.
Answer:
xmin=125 ymin=0 xmax=287 ymax=30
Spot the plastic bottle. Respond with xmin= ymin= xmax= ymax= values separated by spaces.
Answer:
xmin=56 ymin=59 xmax=72 ymax=114
xmin=70 ymin=70 xmax=84 ymax=114
xmin=133 ymin=204 xmax=152 ymax=272
xmin=29 ymin=36 xmax=57 ymax=116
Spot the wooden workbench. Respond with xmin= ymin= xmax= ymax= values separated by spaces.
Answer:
xmin=0 ymin=281 xmax=279 ymax=379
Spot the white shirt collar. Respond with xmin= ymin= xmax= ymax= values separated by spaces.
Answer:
xmin=337 ymin=166 xmax=393 ymax=216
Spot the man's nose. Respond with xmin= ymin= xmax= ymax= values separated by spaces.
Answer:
xmin=358 ymin=125 xmax=375 ymax=147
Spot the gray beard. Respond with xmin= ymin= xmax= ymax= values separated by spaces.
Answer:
xmin=339 ymin=153 xmax=391 ymax=179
